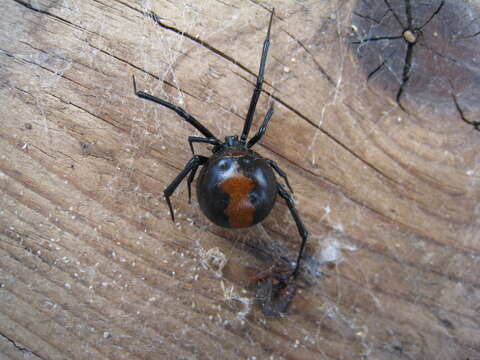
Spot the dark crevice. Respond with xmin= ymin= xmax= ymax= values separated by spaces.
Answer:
xmin=282 ymin=29 xmax=335 ymax=86
xmin=396 ymin=0 xmax=413 ymax=110
xmin=396 ymin=42 xmax=414 ymax=108
xmin=214 ymin=0 xmax=239 ymax=9
xmin=367 ymin=52 xmax=395 ymax=81
xmin=3 ymin=229 xmax=48 ymax=257
xmin=0 ymin=47 xmax=87 ymax=90
xmin=0 ymin=80 xmax=35 ymax=98
xmin=2 ymin=46 xmax=126 ymax=132
xmin=11 ymin=0 xmax=79 ymax=29
xmin=28 ymin=143 xmax=57 ymax=159
xmin=261 ymin=133 xmax=404 ymax=229
xmin=437 ymin=316 xmax=455 ymax=330
xmin=247 ymin=0 xmax=274 ymax=15
xmin=416 ymin=42 xmax=457 ymax=65
xmin=90 ymin=0 xmax=119 ymax=12
xmin=419 ymin=0 xmax=445 ymax=30
xmin=457 ymin=30 xmax=480 ymax=40
xmin=383 ymin=0 xmax=405 ymax=29
xmin=86 ymin=41 xmax=160 ymax=82
xmin=57 ymin=150 xmax=78 ymax=164
xmin=13 ymin=86 xmax=33 ymax=96
xmin=367 ymin=62 xmax=384 ymax=81
xmin=47 ymin=92 xmax=126 ymax=133
xmin=0 ymin=331 xmax=45 ymax=359
xmin=452 ymin=93 xmax=480 ymax=130
xmin=352 ymin=11 xmax=381 ymax=24
xmin=351 ymin=35 xmax=403 ymax=44
xmin=146 ymin=10 xmax=255 ymax=80
xmin=353 ymin=9 xmax=390 ymax=25
xmin=19 ymin=39 xmax=110 ymax=80
xmin=405 ymin=0 xmax=412 ymax=27
xmin=0 ymin=49 xmax=14 ymax=58
xmin=261 ymin=90 xmax=402 ymax=191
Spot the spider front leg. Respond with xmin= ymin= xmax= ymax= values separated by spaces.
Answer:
xmin=188 ymin=136 xmax=221 ymax=155
xmin=132 ymin=75 xmax=219 ymax=141
xmin=277 ymin=184 xmax=308 ymax=278
xmin=164 ymin=155 xmax=208 ymax=221
xmin=247 ymin=106 xmax=273 ymax=148
xmin=240 ymin=8 xmax=274 ymax=142
xmin=267 ymin=159 xmax=293 ymax=193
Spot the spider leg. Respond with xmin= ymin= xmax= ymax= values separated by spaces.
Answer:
xmin=267 ymin=159 xmax=293 ymax=193
xmin=164 ymin=155 xmax=208 ymax=222
xmin=186 ymin=165 xmax=199 ymax=204
xmin=277 ymin=184 xmax=308 ymax=279
xmin=132 ymin=75 xmax=219 ymax=141
xmin=240 ymin=8 xmax=275 ymax=142
xmin=247 ymin=106 xmax=274 ymax=148
xmin=188 ymin=136 xmax=221 ymax=155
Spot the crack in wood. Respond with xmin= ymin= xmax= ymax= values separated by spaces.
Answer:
xmin=419 ymin=0 xmax=444 ymax=30
xmin=452 ymin=92 xmax=480 ymax=131
xmin=351 ymin=35 xmax=403 ymax=44
xmin=0 ymin=330 xmax=45 ymax=359
xmin=384 ymin=0 xmax=406 ymax=29
xmin=282 ymin=29 xmax=335 ymax=86
xmin=11 ymin=0 xmax=79 ymax=29
xmin=47 ymin=92 xmax=126 ymax=133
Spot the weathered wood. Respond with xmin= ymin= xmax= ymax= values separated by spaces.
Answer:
xmin=1 ymin=0 xmax=479 ymax=359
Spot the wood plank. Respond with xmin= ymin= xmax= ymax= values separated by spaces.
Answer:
xmin=1 ymin=0 xmax=479 ymax=359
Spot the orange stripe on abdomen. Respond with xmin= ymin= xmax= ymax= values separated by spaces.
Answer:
xmin=219 ymin=176 xmax=255 ymax=228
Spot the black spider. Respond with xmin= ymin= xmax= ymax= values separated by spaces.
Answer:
xmin=132 ymin=9 xmax=308 ymax=302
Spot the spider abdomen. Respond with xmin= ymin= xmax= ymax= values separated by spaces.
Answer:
xmin=196 ymin=147 xmax=277 ymax=228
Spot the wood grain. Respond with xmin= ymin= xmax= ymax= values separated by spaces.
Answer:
xmin=1 ymin=0 xmax=479 ymax=359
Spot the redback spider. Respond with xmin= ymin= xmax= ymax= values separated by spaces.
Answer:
xmin=132 ymin=9 xmax=308 ymax=286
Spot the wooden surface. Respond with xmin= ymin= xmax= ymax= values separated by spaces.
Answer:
xmin=1 ymin=0 xmax=480 ymax=359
